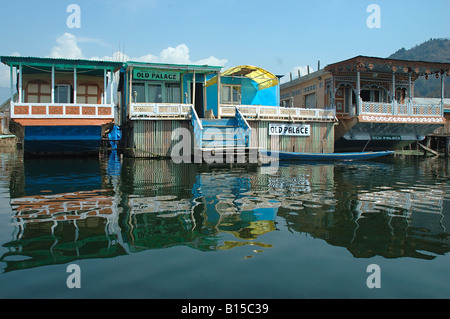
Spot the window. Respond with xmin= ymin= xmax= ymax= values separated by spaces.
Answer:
xmin=305 ymin=93 xmax=316 ymax=108
xmin=77 ymin=83 xmax=100 ymax=104
xmin=55 ymin=84 xmax=71 ymax=103
xmin=221 ymin=84 xmax=241 ymax=104
xmin=132 ymin=83 xmax=146 ymax=103
xmin=132 ymin=82 xmax=180 ymax=103
xmin=166 ymin=83 xmax=181 ymax=103
xmin=26 ymin=80 xmax=51 ymax=103
xmin=147 ymin=84 xmax=162 ymax=103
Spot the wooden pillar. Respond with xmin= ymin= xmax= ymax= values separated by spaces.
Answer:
xmin=73 ymin=67 xmax=77 ymax=104
xmin=217 ymin=73 xmax=221 ymax=119
xmin=18 ymin=64 xmax=23 ymax=103
xmin=331 ymin=76 xmax=335 ymax=109
xmin=392 ymin=71 xmax=396 ymax=114
xmin=129 ymin=67 xmax=133 ymax=104
xmin=192 ymin=71 xmax=196 ymax=106
xmin=408 ymin=71 xmax=412 ymax=115
xmin=109 ymin=68 xmax=113 ymax=106
xmin=10 ymin=65 xmax=14 ymax=103
xmin=51 ymin=65 xmax=55 ymax=104
xmin=356 ymin=70 xmax=361 ymax=115
xmin=203 ymin=74 xmax=207 ymax=113
xmin=408 ymin=72 xmax=412 ymax=102
xmin=103 ymin=69 xmax=107 ymax=104
xmin=441 ymin=71 xmax=445 ymax=116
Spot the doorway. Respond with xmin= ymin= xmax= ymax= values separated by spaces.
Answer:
xmin=191 ymin=82 xmax=204 ymax=117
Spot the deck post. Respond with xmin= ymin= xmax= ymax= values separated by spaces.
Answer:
xmin=408 ymin=71 xmax=412 ymax=115
xmin=129 ymin=66 xmax=133 ymax=104
xmin=10 ymin=65 xmax=14 ymax=105
xmin=332 ymin=76 xmax=335 ymax=109
xmin=73 ymin=67 xmax=77 ymax=104
xmin=441 ymin=71 xmax=445 ymax=116
xmin=203 ymin=74 xmax=207 ymax=113
xmin=392 ymin=71 xmax=396 ymax=114
xmin=356 ymin=70 xmax=361 ymax=114
xmin=51 ymin=65 xmax=55 ymax=104
xmin=109 ymin=69 xmax=114 ymax=121
xmin=18 ymin=64 xmax=22 ymax=103
xmin=103 ymin=69 xmax=107 ymax=104
xmin=217 ymin=73 xmax=221 ymax=119
xmin=192 ymin=71 xmax=196 ymax=107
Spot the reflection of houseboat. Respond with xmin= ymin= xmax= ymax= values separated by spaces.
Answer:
xmin=0 ymin=56 xmax=123 ymax=156
xmin=280 ymin=56 xmax=449 ymax=152
xmin=4 ymin=189 xmax=125 ymax=272
xmin=0 ymin=156 xmax=126 ymax=272
xmin=120 ymin=160 xmax=279 ymax=252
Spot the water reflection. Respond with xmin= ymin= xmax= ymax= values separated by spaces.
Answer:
xmin=3 ymin=156 xmax=125 ymax=272
xmin=121 ymin=161 xmax=278 ymax=253
xmin=0 ymin=151 xmax=449 ymax=274
xmin=278 ymin=159 xmax=450 ymax=260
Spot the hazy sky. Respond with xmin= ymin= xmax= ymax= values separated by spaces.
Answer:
xmin=0 ymin=0 xmax=449 ymax=100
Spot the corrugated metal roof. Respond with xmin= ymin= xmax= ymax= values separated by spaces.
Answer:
xmin=0 ymin=56 xmax=124 ymax=69
xmin=124 ymin=61 xmax=223 ymax=73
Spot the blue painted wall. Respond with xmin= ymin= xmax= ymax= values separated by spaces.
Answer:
xmin=24 ymin=126 xmax=102 ymax=156
xmin=206 ymin=76 xmax=280 ymax=117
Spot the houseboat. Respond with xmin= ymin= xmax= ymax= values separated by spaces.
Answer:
xmin=117 ymin=61 xmax=223 ymax=160
xmin=206 ymin=65 xmax=336 ymax=160
xmin=280 ymin=56 xmax=449 ymax=152
xmin=119 ymin=63 xmax=337 ymax=163
xmin=0 ymin=56 xmax=123 ymax=156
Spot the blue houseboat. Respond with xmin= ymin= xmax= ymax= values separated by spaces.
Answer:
xmin=0 ymin=56 xmax=123 ymax=156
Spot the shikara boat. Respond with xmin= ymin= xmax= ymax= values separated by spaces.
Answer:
xmin=260 ymin=150 xmax=394 ymax=161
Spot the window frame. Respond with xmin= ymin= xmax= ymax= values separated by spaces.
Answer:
xmin=132 ymin=81 xmax=182 ymax=103
xmin=54 ymin=84 xmax=72 ymax=104
xmin=221 ymin=84 xmax=241 ymax=105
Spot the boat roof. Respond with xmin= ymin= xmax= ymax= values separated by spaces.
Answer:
xmin=207 ymin=65 xmax=279 ymax=90
xmin=1 ymin=56 xmax=124 ymax=70
xmin=124 ymin=61 xmax=223 ymax=73
xmin=325 ymin=55 xmax=450 ymax=76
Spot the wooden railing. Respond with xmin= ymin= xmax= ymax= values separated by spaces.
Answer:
xmin=360 ymin=101 xmax=443 ymax=117
xmin=129 ymin=103 xmax=192 ymax=120
xmin=11 ymin=103 xmax=114 ymax=119
xmin=220 ymin=105 xmax=336 ymax=121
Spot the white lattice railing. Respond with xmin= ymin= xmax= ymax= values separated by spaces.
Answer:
xmin=11 ymin=103 xmax=114 ymax=118
xmin=129 ymin=103 xmax=192 ymax=119
xmin=220 ymin=105 xmax=336 ymax=121
xmin=360 ymin=101 xmax=443 ymax=117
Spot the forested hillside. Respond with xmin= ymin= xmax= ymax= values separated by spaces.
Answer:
xmin=388 ymin=38 xmax=450 ymax=98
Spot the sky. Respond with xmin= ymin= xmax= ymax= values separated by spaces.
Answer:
xmin=0 ymin=0 xmax=449 ymax=102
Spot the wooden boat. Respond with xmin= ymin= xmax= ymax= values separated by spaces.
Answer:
xmin=260 ymin=150 xmax=394 ymax=161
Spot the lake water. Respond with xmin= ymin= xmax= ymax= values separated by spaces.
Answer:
xmin=0 ymin=148 xmax=449 ymax=299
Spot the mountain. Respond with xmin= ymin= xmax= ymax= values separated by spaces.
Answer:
xmin=388 ymin=38 xmax=450 ymax=98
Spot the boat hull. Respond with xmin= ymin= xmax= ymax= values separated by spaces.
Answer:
xmin=23 ymin=125 xmax=103 ymax=157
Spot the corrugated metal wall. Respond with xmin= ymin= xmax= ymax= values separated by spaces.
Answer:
xmin=130 ymin=120 xmax=192 ymax=158
xmin=248 ymin=120 xmax=334 ymax=153
xmin=128 ymin=119 xmax=334 ymax=158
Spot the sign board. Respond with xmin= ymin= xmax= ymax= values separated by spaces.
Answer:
xmin=133 ymin=68 xmax=180 ymax=81
xmin=269 ymin=123 xmax=311 ymax=136
xmin=371 ymin=135 xmax=402 ymax=141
